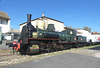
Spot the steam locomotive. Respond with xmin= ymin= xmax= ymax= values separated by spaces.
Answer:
xmin=7 ymin=14 xmax=89 ymax=54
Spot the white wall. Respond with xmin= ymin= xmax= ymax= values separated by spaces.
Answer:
xmin=92 ymin=34 xmax=100 ymax=42
xmin=20 ymin=18 xmax=64 ymax=32
xmin=47 ymin=19 xmax=64 ymax=32
xmin=20 ymin=23 xmax=27 ymax=32
xmin=20 ymin=20 xmax=38 ymax=32
xmin=0 ymin=18 xmax=10 ymax=33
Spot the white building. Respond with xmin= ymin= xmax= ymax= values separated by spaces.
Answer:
xmin=5 ymin=28 xmax=20 ymax=40
xmin=20 ymin=13 xmax=64 ymax=32
xmin=0 ymin=11 xmax=20 ymax=40
xmin=76 ymin=29 xmax=96 ymax=43
xmin=0 ymin=11 xmax=10 ymax=33
xmin=91 ymin=32 xmax=100 ymax=43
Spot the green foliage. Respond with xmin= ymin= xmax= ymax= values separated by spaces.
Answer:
xmin=83 ymin=26 xmax=91 ymax=33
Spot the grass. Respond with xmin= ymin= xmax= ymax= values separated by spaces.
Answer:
xmin=77 ymin=45 xmax=100 ymax=49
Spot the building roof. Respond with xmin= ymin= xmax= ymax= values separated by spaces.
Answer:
xmin=92 ymin=31 xmax=100 ymax=35
xmin=7 ymin=28 xmax=20 ymax=34
xmin=0 ymin=11 xmax=10 ymax=20
xmin=75 ymin=28 xmax=84 ymax=30
xmin=20 ymin=16 xmax=64 ymax=25
xmin=64 ymin=26 xmax=75 ymax=30
xmin=77 ymin=32 xmax=83 ymax=34
xmin=75 ymin=28 xmax=89 ymax=31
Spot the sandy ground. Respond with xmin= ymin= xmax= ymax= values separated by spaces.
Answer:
xmin=0 ymin=44 xmax=100 ymax=67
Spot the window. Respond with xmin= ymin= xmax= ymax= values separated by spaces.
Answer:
xmin=0 ymin=27 xmax=2 ymax=30
xmin=74 ymin=30 xmax=77 ymax=35
xmin=0 ymin=19 xmax=8 ymax=25
xmin=66 ymin=30 xmax=67 ymax=33
xmin=0 ymin=19 xmax=2 ymax=24
xmin=4 ymin=20 xmax=8 ymax=25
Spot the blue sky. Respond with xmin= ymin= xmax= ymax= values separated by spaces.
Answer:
xmin=0 ymin=0 xmax=100 ymax=32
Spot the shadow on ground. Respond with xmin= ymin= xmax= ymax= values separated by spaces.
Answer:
xmin=89 ymin=46 xmax=100 ymax=51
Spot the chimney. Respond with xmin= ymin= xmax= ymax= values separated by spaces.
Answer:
xmin=70 ymin=26 xmax=72 ymax=28
xmin=42 ymin=13 xmax=44 ymax=17
xmin=27 ymin=14 xmax=31 ymax=24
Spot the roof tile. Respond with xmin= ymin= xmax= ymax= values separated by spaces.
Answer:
xmin=0 ymin=11 xmax=10 ymax=20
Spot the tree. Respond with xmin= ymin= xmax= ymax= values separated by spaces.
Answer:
xmin=83 ymin=26 xmax=91 ymax=33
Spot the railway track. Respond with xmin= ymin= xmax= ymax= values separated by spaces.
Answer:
xmin=0 ymin=53 xmax=19 ymax=62
xmin=0 ymin=54 xmax=18 ymax=57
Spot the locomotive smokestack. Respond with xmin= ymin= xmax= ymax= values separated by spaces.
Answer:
xmin=27 ymin=14 xmax=31 ymax=24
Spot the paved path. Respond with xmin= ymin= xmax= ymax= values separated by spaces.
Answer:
xmin=0 ymin=45 xmax=11 ymax=50
xmin=70 ymin=46 xmax=100 ymax=58
xmin=3 ymin=53 xmax=100 ymax=68
xmin=0 ymin=40 xmax=12 ymax=50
